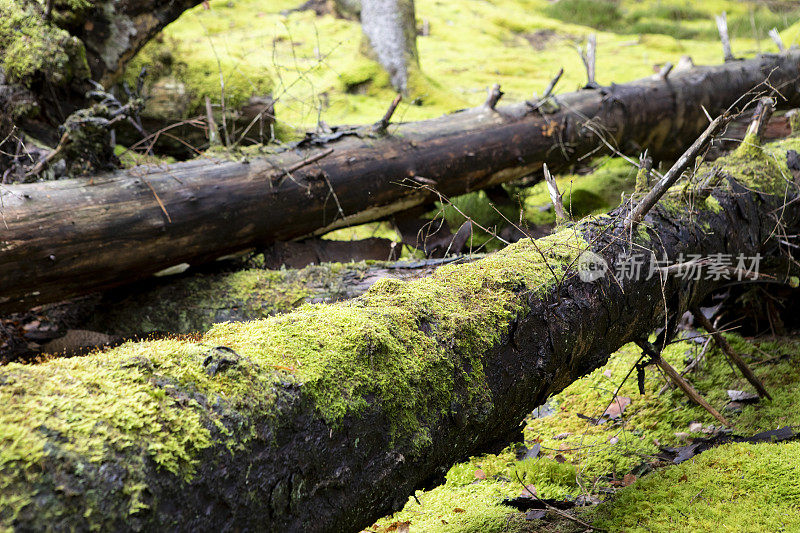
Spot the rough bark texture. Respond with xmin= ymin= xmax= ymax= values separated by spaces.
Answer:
xmin=3 ymin=52 xmax=800 ymax=312
xmin=1 ymin=134 xmax=798 ymax=532
xmin=359 ymin=0 xmax=418 ymax=93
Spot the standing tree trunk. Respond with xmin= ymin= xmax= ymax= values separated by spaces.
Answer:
xmin=359 ymin=0 xmax=419 ymax=93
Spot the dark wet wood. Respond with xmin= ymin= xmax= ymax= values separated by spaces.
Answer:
xmin=3 ymin=52 xmax=800 ymax=311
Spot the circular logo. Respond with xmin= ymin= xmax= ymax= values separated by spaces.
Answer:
xmin=577 ymin=251 xmax=608 ymax=282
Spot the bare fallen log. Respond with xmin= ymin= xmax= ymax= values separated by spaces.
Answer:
xmin=4 ymin=53 xmax=800 ymax=312
xmin=1 ymin=125 xmax=798 ymax=531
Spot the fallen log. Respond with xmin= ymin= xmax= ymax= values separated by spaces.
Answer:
xmin=0 ymin=255 xmax=474 ymax=361
xmin=4 ymin=52 xmax=800 ymax=312
xmin=1 ymin=125 xmax=798 ymax=531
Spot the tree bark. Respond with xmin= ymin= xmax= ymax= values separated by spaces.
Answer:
xmin=0 ymin=0 xmax=203 ymax=150
xmin=3 ymin=52 xmax=800 ymax=312
xmin=1 ymin=132 xmax=797 ymax=532
xmin=359 ymin=0 xmax=419 ymax=93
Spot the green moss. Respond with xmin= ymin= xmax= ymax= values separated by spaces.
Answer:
xmin=204 ymin=231 xmax=587 ymax=444
xmin=709 ymin=133 xmax=800 ymax=195
xmin=591 ymin=441 xmax=800 ymax=531
xmin=381 ymin=331 xmax=800 ymax=531
xmin=524 ymin=157 xmax=638 ymax=225
xmin=0 ymin=0 xmax=89 ymax=85
xmin=704 ymin=195 xmax=722 ymax=213
xmin=123 ymin=0 xmax=779 ymax=133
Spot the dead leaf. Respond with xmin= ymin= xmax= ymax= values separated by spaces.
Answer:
xmin=520 ymin=484 xmax=537 ymax=497
xmin=679 ymin=474 xmax=688 ymax=482
xmin=526 ymin=509 xmax=546 ymax=520
xmin=622 ymin=473 xmax=637 ymax=486
xmin=603 ymin=396 xmax=632 ymax=419
xmin=554 ymin=454 xmax=566 ymax=463
xmin=474 ymin=469 xmax=486 ymax=480
xmin=453 ymin=507 xmax=465 ymax=513
xmin=553 ymin=432 xmax=571 ymax=440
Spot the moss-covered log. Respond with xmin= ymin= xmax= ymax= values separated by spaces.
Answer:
xmin=4 ymin=52 xmax=800 ymax=312
xmin=1 ymin=129 xmax=799 ymax=530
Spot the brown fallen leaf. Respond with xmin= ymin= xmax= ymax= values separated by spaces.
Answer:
xmin=474 ymin=469 xmax=486 ymax=480
xmin=453 ymin=507 xmax=466 ymax=513
xmin=520 ymin=484 xmax=537 ymax=497
xmin=603 ymin=396 xmax=632 ymax=419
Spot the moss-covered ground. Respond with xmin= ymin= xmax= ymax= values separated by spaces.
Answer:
xmin=126 ymin=0 xmax=800 ymax=132
xmin=369 ymin=334 xmax=800 ymax=532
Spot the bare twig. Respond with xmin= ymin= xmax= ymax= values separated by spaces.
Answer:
xmin=625 ymin=114 xmax=729 ymax=231
xmin=512 ymin=471 xmax=603 ymax=531
xmin=374 ymin=94 xmax=403 ymax=133
xmin=541 ymin=68 xmax=564 ymax=100
xmin=658 ymin=62 xmax=674 ymax=80
xmin=284 ymin=148 xmax=334 ymax=174
xmin=745 ymin=97 xmax=775 ymax=140
xmin=543 ymin=163 xmax=568 ymax=221
xmin=484 ymin=83 xmax=504 ymax=110
xmin=716 ymin=12 xmax=736 ymax=62
xmin=659 ymin=336 xmax=712 ymax=395
xmin=637 ymin=340 xmax=731 ymax=427
xmin=769 ymin=28 xmax=786 ymax=52
xmin=692 ymin=309 xmax=772 ymax=400
xmin=26 ymin=131 xmax=69 ymax=178
xmin=141 ymin=178 xmax=172 ymax=223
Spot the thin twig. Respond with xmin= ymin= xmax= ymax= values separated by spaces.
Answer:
xmin=285 ymin=148 xmax=334 ymax=174
xmin=658 ymin=62 xmax=674 ymax=80
xmin=141 ymin=178 xmax=172 ymax=223
xmin=625 ymin=114 xmax=729 ymax=231
xmin=580 ymin=34 xmax=597 ymax=87
xmin=512 ymin=470 xmax=603 ymax=531
xmin=637 ymin=340 xmax=731 ymax=427
xmin=692 ymin=309 xmax=772 ymax=400
xmin=26 ymin=131 xmax=69 ymax=178
xmin=541 ymin=68 xmax=564 ymax=100
xmin=374 ymin=94 xmax=403 ymax=133
xmin=745 ymin=97 xmax=775 ymax=140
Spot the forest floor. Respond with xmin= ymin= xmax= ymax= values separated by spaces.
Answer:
xmin=12 ymin=0 xmax=800 ymax=530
